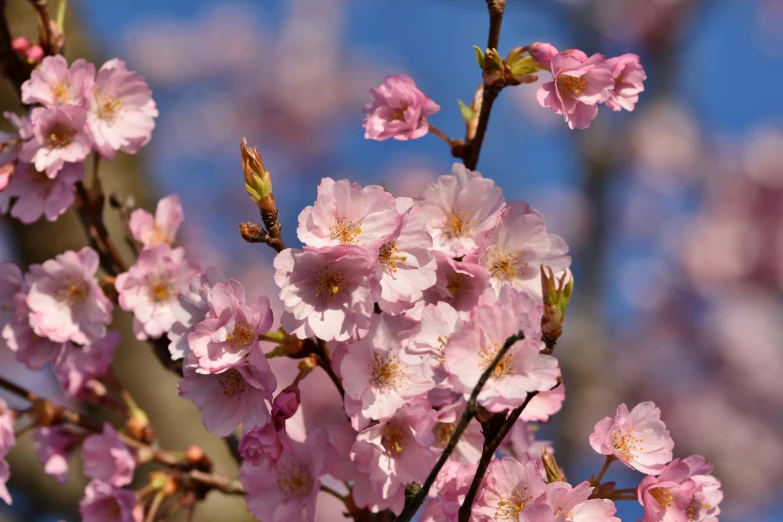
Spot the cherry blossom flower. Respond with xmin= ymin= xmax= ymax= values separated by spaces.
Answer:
xmin=475 ymin=454 xmax=546 ymax=522
xmin=26 ymin=247 xmax=113 ymax=345
xmin=470 ymin=201 xmax=571 ymax=296
xmin=239 ymin=423 xmax=288 ymax=468
xmin=79 ymin=480 xmax=141 ymax=522
xmin=638 ymin=459 xmax=698 ymax=522
xmin=529 ymin=481 xmax=620 ymax=522
xmin=0 ymin=399 xmax=14 ymax=457
xmin=418 ymin=163 xmax=505 ymax=258
xmin=0 ymin=160 xmax=83 ymax=224
xmin=351 ymin=400 xmax=437 ymax=508
xmin=178 ymin=349 xmax=277 ymax=436
xmin=340 ymin=313 xmax=431 ymax=421
xmin=53 ymin=332 xmax=120 ymax=400
xmin=274 ymin=245 xmax=380 ymax=342
xmin=167 ymin=267 xmax=227 ymax=360
xmin=430 ymin=460 xmax=478 ymax=521
xmin=682 ymin=456 xmax=722 ymax=522
xmin=3 ymin=292 xmax=67 ymax=369
xmin=376 ymin=197 xmax=437 ymax=314
xmin=21 ymin=55 xmax=95 ymax=108
xmin=605 ymin=54 xmax=646 ymax=112
xmin=445 ymin=300 xmax=560 ymax=412
xmin=82 ymin=423 xmax=136 ymax=487
xmin=363 ymin=74 xmax=440 ymax=141
xmin=404 ymin=301 xmax=462 ymax=386
xmin=432 ymin=398 xmax=483 ymax=465
xmin=187 ymin=279 xmax=273 ymax=373
xmin=33 ymin=426 xmax=80 ymax=484
xmin=128 ymin=194 xmax=183 ymax=249
xmin=424 ymin=251 xmax=489 ymax=314
xmin=115 ymin=244 xmax=200 ymax=340
xmin=297 ymin=177 xmax=401 ymax=251
xmin=86 ymin=59 xmax=158 ymax=159
xmin=536 ymin=49 xmax=614 ymax=130
xmin=19 ymin=106 xmax=92 ymax=177
xmin=589 ymin=402 xmax=674 ymax=475
xmin=520 ymin=384 xmax=566 ymax=422
xmin=0 ymin=261 xmax=23 ymax=326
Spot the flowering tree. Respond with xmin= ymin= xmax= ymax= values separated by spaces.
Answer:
xmin=0 ymin=1 xmax=724 ymax=521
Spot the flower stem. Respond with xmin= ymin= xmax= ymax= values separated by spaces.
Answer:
xmin=593 ymin=455 xmax=616 ymax=485
xmin=426 ymin=120 xmax=454 ymax=146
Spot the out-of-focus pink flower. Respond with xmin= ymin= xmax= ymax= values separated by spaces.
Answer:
xmin=19 ymin=106 xmax=92 ymax=177
xmin=33 ymin=426 xmax=81 ymax=484
xmin=128 ymin=194 xmax=183 ymax=249
xmin=3 ymin=292 xmax=67 ymax=370
xmin=351 ymin=400 xmax=437 ymax=510
xmin=115 ymin=245 xmax=200 ymax=341
xmin=79 ymin=480 xmax=141 ymax=522
xmin=26 ymin=247 xmax=113 ymax=345
xmin=536 ymin=50 xmax=614 ymax=130
xmin=432 ymin=399 xmax=483 ymax=465
xmin=682 ymin=456 xmax=722 ymax=522
xmin=297 ymin=177 xmax=401 ymax=251
xmin=474 ymin=454 xmax=546 ymax=522
xmin=471 ymin=201 xmax=571 ymax=296
xmin=529 ymin=42 xmax=559 ymax=69
xmin=274 ymin=245 xmax=380 ymax=342
xmin=187 ymin=279 xmax=272 ymax=374
xmin=0 ymin=458 xmax=10 ymax=505
xmin=21 ymin=55 xmax=95 ymax=108
xmin=82 ymin=423 xmax=136 ymax=487
xmin=500 ymin=420 xmax=552 ymax=472
xmin=637 ymin=459 xmax=697 ymax=522
xmin=605 ymin=54 xmax=646 ymax=112
xmin=178 ymin=350 xmax=277 ymax=436
xmin=86 ymin=59 xmax=158 ymax=159
xmin=239 ymin=423 xmax=288 ymax=467
xmin=589 ymin=402 xmax=674 ymax=475
xmin=53 ymin=332 xmax=119 ymax=400
xmin=418 ymin=163 xmax=505 ymax=258
xmin=0 ymin=161 xmax=83 ymax=223
xmin=0 ymin=398 xmax=14 ymax=457
xmin=0 ymin=261 xmax=23 ymax=326
xmin=167 ymin=267 xmax=226 ymax=360
xmin=525 ymin=481 xmax=620 ymax=522
xmin=340 ymin=314 xmax=431 ymax=421
xmin=363 ymin=74 xmax=440 ymax=141
xmin=520 ymin=383 xmax=566 ymax=422
xmin=424 ymin=252 xmax=489 ymax=314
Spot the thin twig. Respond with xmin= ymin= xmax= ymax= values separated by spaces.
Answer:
xmin=314 ymin=339 xmax=345 ymax=400
xmin=592 ymin=455 xmax=615 ymax=485
xmin=187 ymin=469 xmax=245 ymax=495
xmin=144 ymin=491 xmax=165 ymax=522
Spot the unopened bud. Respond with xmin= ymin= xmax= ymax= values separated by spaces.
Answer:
xmin=240 ymin=138 xmax=275 ymax=214
xmin=541 ymin=266 xmax=573 ymax=348
xmin=11 ymin=37 xmax=30 ymax=53
xmin=185 ymin=444 xmax=205 ymax=464
xmin=25 ymin=45 xmax=43 ymax=65
xmin=483 ymin=48 xmax=505 ymax=86
xmin=239 ymin=222 xmax=267 ymax=243
xmin=529 ymin=42 xmax=558 ymax=70
xmin=505 ymin=46 xmax=541 ymax=85
xmin=542 ymin=448 xmax=566 ymax=483
xmin=163 ymin=476 xmax=179 ymax=497
xmin=32 ymin=399 xmax=62 ymax=427
xmin=126 ymin=414 xmax=155 ymax=444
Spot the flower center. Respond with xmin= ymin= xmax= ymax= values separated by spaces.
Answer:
xmin=390 ymin=101 xmax=409 ymax=121
xmin=104 ymin=498 xmax=123 ymax=519
xmin=446 ymin=273 xmax=465 ymax=298
xmin=686 ymin=497 xmax=712 ymax=521
xmin=96 ymin=95 xmax=123 ymax=124
xmin=276 ymin=461 xmax=314 ymax=498
xmin=381 ymin=423 xmax=406 ymax=455
xmin=330 ymin=217 xmax=362 ymax=244
xmin=371 ymin=352 xmax=402 ymax=389
xmin=650 ymin=487 xmax=674 ymax=509
xmin=479 ymin=342 xmax=516 ymax=380
xmin=52 ymin=82 xmax=71 ymax=104
xmin=56 ymin=276 xmax=89 ymax=306
xmin=433 ymin=421 xmax=456 ymax=449
xmin=314 ymin=268 xmax=346 ymax=301
xmin=495 ymin=487 xmax=532 ymax=520
xmin=378 ymin=240 xmax=407 ymax=274
xmin=443 ymin=207 xmax=472 ymax=239
xmin=218 ymin=369 xmax=246 ymax=398
xmin=28 ymin=169 xmax=55 ymax=196
xmin=487 ymin=246 xmax=523 ymax=282
xmin=147 ymin=225 xmax=168 ymax=246
xmin=146 ymin=276 xmax=175 ymax=303
xmin=611 ymin=428 xmax=643 ymax=460
xmin=47 ymin=126 xmax=74 ymax=149
xmin=556 ymin=74 xmax=588 ymax=98
xmin=225 ymin=321 xmax=255 ymax=349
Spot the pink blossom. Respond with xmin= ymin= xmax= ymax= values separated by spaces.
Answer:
xmin=432 ymin=460 xmax=478 ymax=521
xmin=418 ymin=163 xmax=505 ymax=258
xmin=638 ymin=459 xmax=698 ymax=522
xmin=53 ymin=332 xmax=120 ymax=400
xmin=405 ymin=301 xmax=462 ymax=384
xmin=25 ymin=247 xmax=113 ymax=345
xmin=297 ymin=177 xmax=401 ymax=251
xmin=0 ymin=261 xmax=23 ymax=326
xmin=86 ymin=59 xmax=158 ymax=159
xmin=3 ymin=292 xmax=67 ymax=370
xmin=363 ymin=74 xmax=440 ymax=141
xmin=536 ymin=50 xmax=614 ymax=130
xmin=0 ymin=398 xmax=14 ymax=458
xmin=21 ymin=55 xmax=95 ymax=107
xmin=167 ymin=267 xmax=227 ymax=360
xmin=128 ymin=194 xmax=183 ymax=249
xmin=340 ymin=313 xmax=431 ymax=421
xmin=589 ymin=402 xmax=674 ymax=475
xmin=33 ymin=426 xmax=80 ymax=484
xmin=274 ymin=245 xmax=380 ymax=342
xmin=432 ymin=399 xmax=483 ymax=465
xmin=82 ymin=423 xmax=136 ymax=487
xmin=271 ymin=386 xmax=300 ymax=430
xmin=115 ymin=244 xmax=200 ymax=340
xmin=475 ymin=454 xmax=546 ymax=522
xmin=0 ymin=161 xmax=83 ymax=224
xmin=445 ymin=300 xmax=560 ymax=412
xmin=529 ymin=42 xmax=559 ymax=69
xmin=19 ymin=106 xmax=92 ymax=177
xmin=424 ymin=251 xmax=489 ymax=313
xmin=524 ymin=481 xmax=620 ymax=522
xmin=682 ymin=456 xmax=722 ymax=522
xmin=521 ymin=384 xmax=566 ymax=422
xmin=0 ymin=458 xmax=10 ymax=505
xmin=605 ymin=54 xmax=646 ymax=112
xmin=239 ymin=423 xmax=288 ymax=467
xmin=79 ymin=480 xmax=141 ymax=522
xmin=376 ymin=197 xmax=437 ymax=314
xmin=351 ymin=400 xmax=437 ymax=506
xmin=178 ymin=349 xmax=277 ymax=436
xmin=471 ymin=201 xmax=571 ymax=296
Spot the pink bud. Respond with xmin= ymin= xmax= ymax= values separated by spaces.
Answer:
xmin=25 ymin=45 xmax=44 ymax=64
xmin=11 ymin=37 xmax=30 ymax=53
xmin=271 ymin=387 xmax=300 ymax=430
xmin=529 ymin=42 xmax=559 ymax=69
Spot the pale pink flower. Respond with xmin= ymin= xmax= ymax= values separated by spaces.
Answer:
xmin=21 ymin=55 xmax=95 ymax=107
xmin=525 ymin=481 xmax=620 ymax=522
xmin=178 ymin=349 xmax=277 ymax=436
xmin=376 ymin=197 xmax=437 ymax=314
xmin=363 ymin=74 xmax=440 ymax=141
xmin=297 ymin=177 xmax=401 ymax=251
xmin=638 ymin=459 xmax=698 ymax=522
xmin=19 ymin=106 xmax=92 ymax=177
xmin=352 ymin=477 xmax=406 ymax=515
xmin=0 ymin=261 xmax=23 ymax=326
xmin=340 ymin=313 xmax=431 ymax=421
xmin=0 ymin=112 xmax=32 ymax=190
xmin=128 ymin=194 xmax=183 ymax=249
xmin=351 ymin=400 xmax=437 ymax=504
xmin=0 ymin=161 xmax=83 ymax=223
xmin=404 ymin=301 xmax=462 ymax=382
xmin=33 ymin=426 xmax=80 ymax=484
xmin=0 ymin=398 xmax=14 ymax=458
xmin=86 ymin=59 xmax=158 ymax=159
xmin=471 ymin=201 xmax=571 ymax=296
xmin=187 ymin=279 xmax=273 ymax=374
xmin=529 ymin=42 xmax=559 ymax=69
xmin=536 ymin=50 xmax=614 ymax=130
xmin=605 ymin=54 xmax=646 ymax=112
xmin=3 ymin=293 xmax=67 ymax=369
xmin=475 ymin=454 xmax=546 ymax=522
xmin=424 ymin=251 xmax=489 ymax=313
xmin=682 ymin=456 xmax=722 ymax=522
xmin=500 ymin=421 xmax=552 ymax=472
xmin=53 ymin=333 xmax=119 ymax=400
xmin=82 ymin=423 xmax=136 ymax=487
xmin=26 ymin=247 xmax=113 ymax=345
xmin=521 ymin=384 xmax=566 ymax=422
xmin=79 ymin=480 xmax=141 ymax=522
xmin=115 ymin=245 xmax=200 ymax=340
xmin=239 ymin=423 xmax=288 ymax=468
xmin=0 ymin=458 xmax=10 ymax=505
xmin=589 ymin=402 xmax=674 ymax=475
xmin=167 ymin=267 xmax=227 ymax=360
xmin=445 ymin=301 xmax=560 ymax=412
xmin=274 ymin=245 xmax=380 ymax=342
xmin=432 ymin=399 xmax=483 ymax=465
xmin=432 ymin=461 xmax=478 ymax=521
xmin=418 ymin=163 xmax=505 ymax=258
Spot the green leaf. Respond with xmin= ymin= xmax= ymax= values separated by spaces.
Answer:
xmin=473 ymin=45 xmax=484 ymax=69
xmin=457 ymin=100 xmax=474 ymax=123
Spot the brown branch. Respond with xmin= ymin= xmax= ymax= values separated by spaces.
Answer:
xmin=74 ymin=180 xmax=128 ymax=275
xmin=27 ymin=0 xmax=63 ymax=56
xmin=314 ymin=339 xmax=345 ymax=400
xmin=186 ymin=469 xmax=245 ymax=496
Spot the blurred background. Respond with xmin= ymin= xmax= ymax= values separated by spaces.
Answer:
xmin=1 ymin=0 xmax=782 ymax=520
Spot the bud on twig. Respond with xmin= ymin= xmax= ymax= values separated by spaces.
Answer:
xmin=483 ymin=48 xmax=505 ymax=86
xmin=241 ymin=138 xmax=275 ymax=215
xmin=541 ymin=266 xmax=573 ymax=352
xmin=542 ymin=448 xmax=566 ymax=483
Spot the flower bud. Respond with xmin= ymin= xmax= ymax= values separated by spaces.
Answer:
xmin=25 ymin=45 xmax=43 ymax=65
xmin=240 ymin=138 xmax=275 ymax=215
xmin=540 ymin=266 xmax=574 ymax=349
xmin=505 ymin=46 xmax=541 ymax=84
xmin=482 ymin=48 xmax=505 ymax=86
xmin=542 ymin=448 xmax=566 ymax=483
xmin=529 ymin=42 xmax=558 ymax=70
xmin=11 ymin=37 xmax=30 ymax=53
